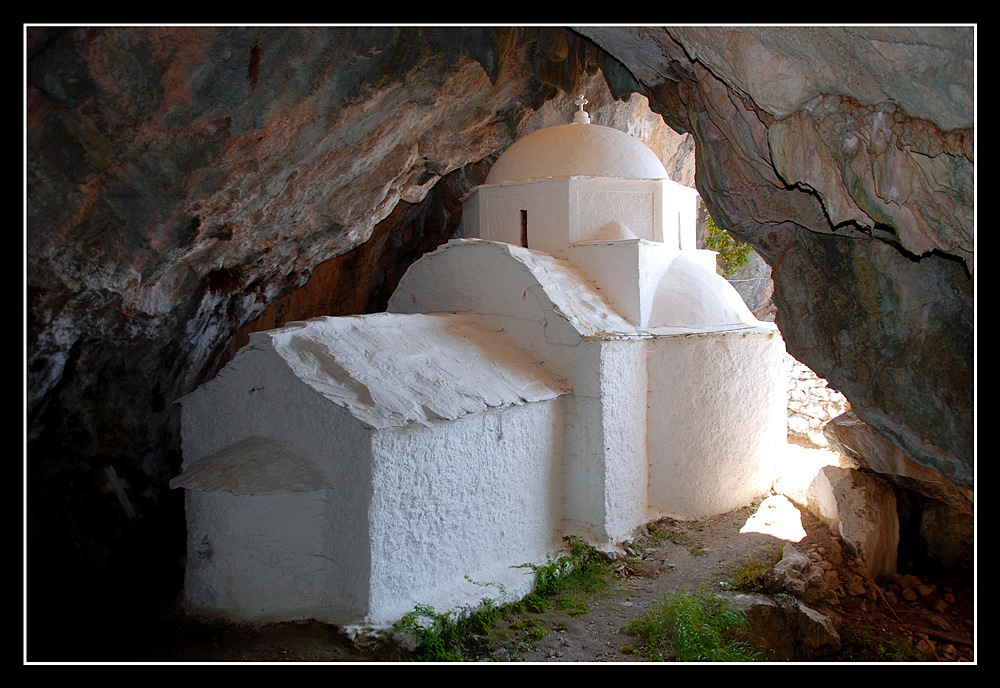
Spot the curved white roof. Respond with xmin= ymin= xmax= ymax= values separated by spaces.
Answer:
xmin=389 ymin=239 xmax=773 ymax=337
xmin=485 ymin=123 xmax=669 ymax=184
xmin=648 ymin=254 xmax=760 ymax=329
xmin=261 ymin=311 xmax=568 ymax=430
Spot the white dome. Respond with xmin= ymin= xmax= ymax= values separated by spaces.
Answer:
xmin=485 ymin=123 xmax=669 ymax=184
xmin=648 ymin=254 xmax=759 ymax=329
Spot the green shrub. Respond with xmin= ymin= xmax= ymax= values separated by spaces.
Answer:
xmin=518 ymin=536 xmax=613 ymax=598
xmin=392 ymin=596 xmax=519 ymax=662
xmin=705 ymin=215 xmax=753 ymax=278
xmin=394 ymin=605 xmax=468 ymax=662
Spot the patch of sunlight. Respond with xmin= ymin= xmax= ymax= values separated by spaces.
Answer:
xmin=740 ymin=444 xmax=840 ymax=542
xmin=741 ymin=443 xmax=843 ymax=542
xmin=740 ymin=494 xmax=806 ymax=541
xmin=772 ymin=442 xmax=841 ymax=506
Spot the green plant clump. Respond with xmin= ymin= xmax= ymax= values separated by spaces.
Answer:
xmin=726 ymin=543 xmax=784 ymax=593
xmin=393 ymin=537 xmax=615 ymax=661
xmin=521 ymin=592 xmax=549 ymax=614
xmin=508 ymin=616 xmax=549 ymax=642
xmin=520 ymin=535 xmax=622 ymax=616
xmin=624 ymin=587 xmax=760 ymax=662
xmin=555 ymin=591 xmax=591 ymax=616
xmin=837 ymin=625 xmax=927 ymax=662
xmin=644 ymin=521 xmax=688 ymax=547
xmin=705 ymin=215 xmax=753 ymax=278
xmin=520 ymin=536 xmax=614 ymax=599
xmin=394 ymin=597 xmax=512 ymax=662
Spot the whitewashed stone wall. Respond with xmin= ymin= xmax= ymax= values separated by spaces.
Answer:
xmin=648 ymin=331 xmax=786 ymax=519
xmin=786 ymin=355 xmax=849 ymax=446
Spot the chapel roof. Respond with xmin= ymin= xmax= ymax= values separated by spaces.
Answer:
xmin=484 ymin=100 xmax=669 ymax=184
xmin=647 ymin=254 xmax=761 ymax=329
xmin=259 ymin=311 xmax=568 ymax=430
xmin=389 ymin=239 xmax=775 ymax=337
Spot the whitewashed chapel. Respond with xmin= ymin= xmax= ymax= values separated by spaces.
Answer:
xmin=171 ymin=98 xmax=788 ymax=627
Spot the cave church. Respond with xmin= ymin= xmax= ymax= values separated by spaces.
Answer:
xmin=170 ymin=96 xmax=789 ymax=628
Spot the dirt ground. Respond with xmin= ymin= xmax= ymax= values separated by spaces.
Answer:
xmin=125 ymin=481 xmax=975 ymax=664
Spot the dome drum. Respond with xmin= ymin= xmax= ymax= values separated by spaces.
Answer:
xmin=463 ymin=176 xmax=698 ymax=258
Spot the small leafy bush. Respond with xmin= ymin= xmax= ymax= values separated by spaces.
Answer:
xmin=519 ymin=536 xmax=613 ymax=598
xmin=705 ymin=215 xmax=753 ymax=278
xmin=393 ymin=596 xmax=516 ymax=662
xmin=394 ymin=605 xmax=468 ymax=662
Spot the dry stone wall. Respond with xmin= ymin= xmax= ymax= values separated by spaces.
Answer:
xmin=787 ymin=356 xmax=850 ymax=447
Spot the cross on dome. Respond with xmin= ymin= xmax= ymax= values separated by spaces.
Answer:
xmin=573 ymin=94 xmax=591 ymax=124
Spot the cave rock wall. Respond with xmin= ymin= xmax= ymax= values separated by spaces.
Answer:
xmin=26 ymin=27 xmax=974 ymax=610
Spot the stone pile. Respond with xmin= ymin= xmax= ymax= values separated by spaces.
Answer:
xmin=770 ymin=545 xmax=845 ymax=608
xmin=742 ymin=537 xmax=972 ymax=661
xmin=882 ymin=572 xmax=963 ymax=640
xmin=731 ymin=541 xmax=886 ymax=659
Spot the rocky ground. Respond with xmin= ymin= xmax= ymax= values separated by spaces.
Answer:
xmin=123 ymin=445 xmax=974 ymax=663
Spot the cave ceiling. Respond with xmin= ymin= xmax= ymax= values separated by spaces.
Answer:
xmin=25 ymin=26 xmax=974 ymax=540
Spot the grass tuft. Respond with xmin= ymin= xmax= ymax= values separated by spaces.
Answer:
xmin=838 ymin=625 xmax=927 ymax=662
xmin=644 ymin=521 xmax=689 ymax=547
xmin=394 ymin=536 xmax=616 ymax=661
xmin=726 ymin=543 xmax=784 ymax=593
xmin=624 ymin=587 xmax=760 ymax=662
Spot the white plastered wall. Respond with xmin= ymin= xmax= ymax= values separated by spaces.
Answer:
xmin=184 ymin=489 xmax=327 ymax=622
xmin=178 ymin=343 xmax=376 ymax=623
xmin=646 ymin=330 xmax=788 ymax=519
xmin=387 ymin=241 xmax=613 ymax=540
xmin=466 ymin=179 xmax=571 ymax=253
xmin=465 ymin=177 xmax=698 ymax=255
xmin=564 ymin=241 xmax=646 ymax=326
xmin=661 ymin=181 xmax=699 ymax=250
xmin=564 ymin=241 xmax=687 ymax=328
xmin=597 ymin=339 xmax=650 ymax=541
xmin=183 ymin=488 xmax=372 ymax=624
xmin=572 ymin=178 xmax=661 ymax=244
xmin=365 ymin=400 xmax=564 ymax=623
